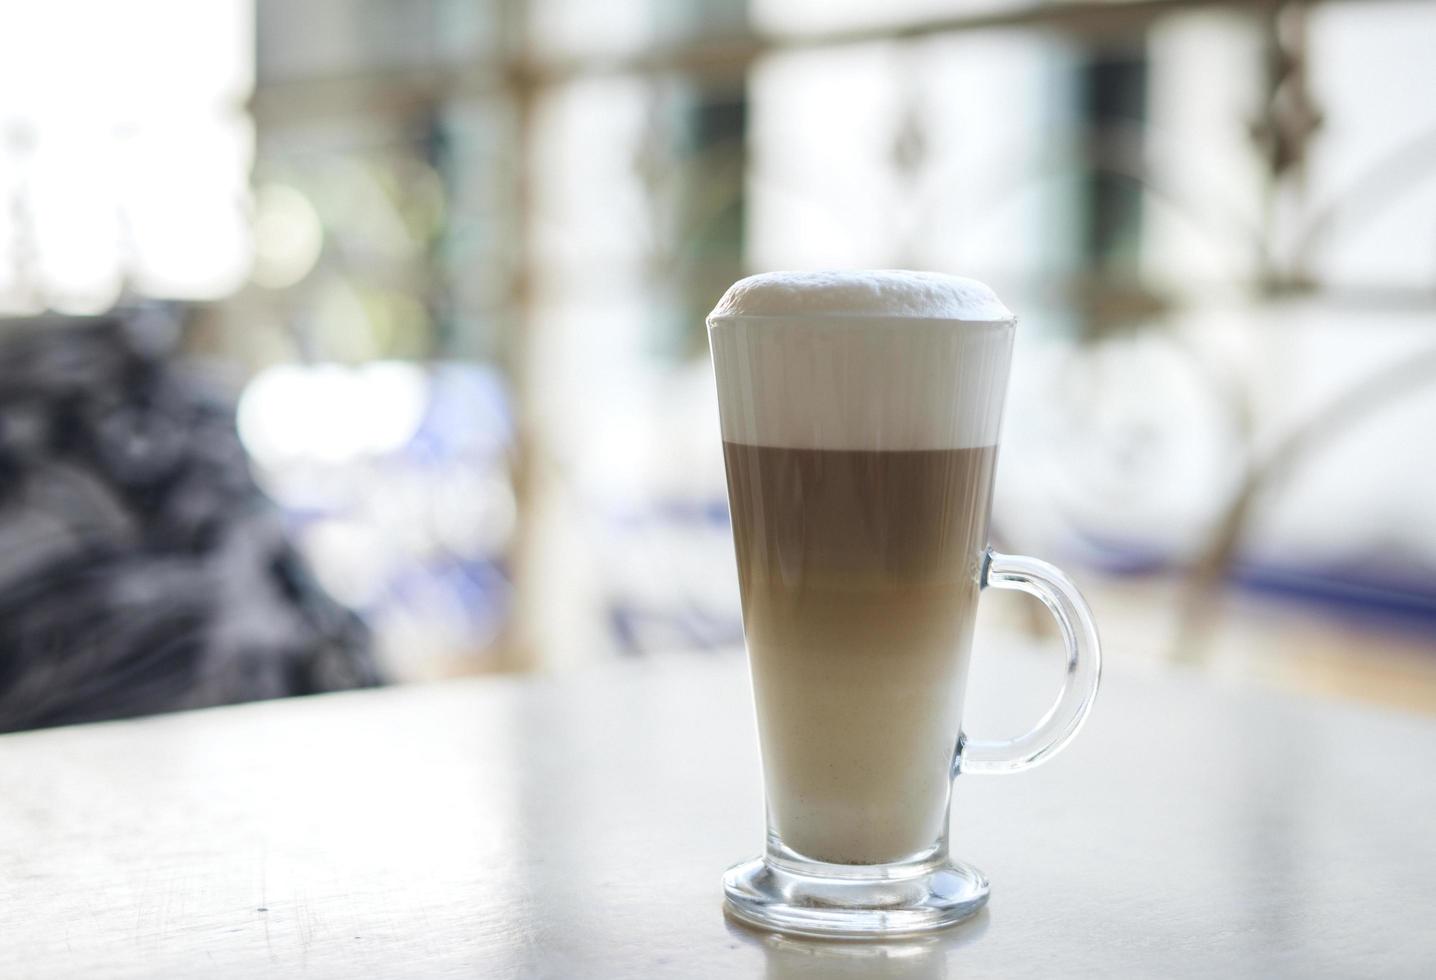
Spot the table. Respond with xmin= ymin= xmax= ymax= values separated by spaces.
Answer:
xmin=1 ymin=641 xmax=1433 ymax=978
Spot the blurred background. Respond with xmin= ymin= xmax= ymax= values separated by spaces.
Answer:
xmin=1 ymin=0 xmax=1434 ymax=730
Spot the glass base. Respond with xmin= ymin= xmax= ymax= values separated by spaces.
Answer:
xmin=722 ymin=855 xmax=990 ymax=939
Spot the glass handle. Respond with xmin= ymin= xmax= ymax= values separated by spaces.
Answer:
xmin=955 ymin=549 xmax=1102 ymax=776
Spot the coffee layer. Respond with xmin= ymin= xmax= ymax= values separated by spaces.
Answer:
xmin=724 ymin=441 xmax=998 ymax=864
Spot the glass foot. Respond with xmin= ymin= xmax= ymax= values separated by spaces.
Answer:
xmin=722 ymin=856 xmax=989 ymax=939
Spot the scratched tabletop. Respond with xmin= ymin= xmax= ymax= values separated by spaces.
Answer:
xmin=1 ymin=640 xmax=1433 ymax=978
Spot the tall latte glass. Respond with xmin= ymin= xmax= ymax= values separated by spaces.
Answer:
xmin=710 ymin=271 xmax=1101 ymax=937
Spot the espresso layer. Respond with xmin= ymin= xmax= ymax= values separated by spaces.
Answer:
xmin=724 ymin=442 xmax=998 ymax=864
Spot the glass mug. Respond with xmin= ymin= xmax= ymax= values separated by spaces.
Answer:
xmin=708 ymin=272 xmax=1101 ymax=938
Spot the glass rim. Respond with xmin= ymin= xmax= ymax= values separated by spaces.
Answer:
xmin=706 ymin=313 xmax=1017 ymax=327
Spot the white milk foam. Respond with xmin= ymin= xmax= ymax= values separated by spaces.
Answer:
xmin=708 ymin=271 xmax=1015 ymax=451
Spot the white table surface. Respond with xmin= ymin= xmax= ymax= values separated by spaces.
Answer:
xmin=1 ymin=640 xmax=1433 ymax=978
